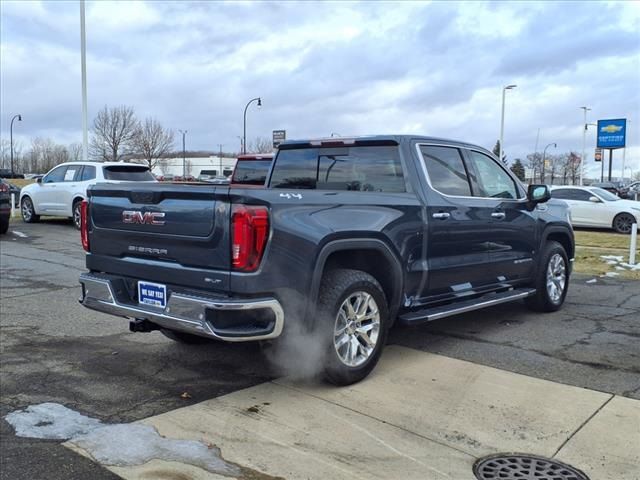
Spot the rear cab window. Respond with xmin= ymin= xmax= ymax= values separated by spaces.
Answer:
xmin=232 ymin=160 xmax=272 ymax=186
xmin=269 ymin=142 xmax=405 ymax=192
xmin=102 ymin=165 xmax=155 ymax=181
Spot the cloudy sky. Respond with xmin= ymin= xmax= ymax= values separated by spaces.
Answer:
xmin=1 ymin=0 xmax=639 ymax=178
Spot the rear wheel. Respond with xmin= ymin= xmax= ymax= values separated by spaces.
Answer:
xmin=21 ymin=197 xmax=39 ymax=223
xmin=160 ymin=328 xmax=214 ymax=344
xmin=317 ymin=269 xmax=389 ymax=386
xmin=612 ymin=213 xmax=635 ymax=234
xmin=72 ymin=200 xmax=82 ymax=230
xmin=525 ymin=241 xmax=569 ymax=312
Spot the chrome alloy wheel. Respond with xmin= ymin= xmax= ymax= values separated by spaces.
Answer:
xmin=73 ymin=203 xmax=82 ymax=229
xmin=21 ymin=198 xmax=33 ymax=222
xmin=333 ymin=291 xmax=380 ymax=367
xmin=546 ymin=253 xmax=566 ymax=304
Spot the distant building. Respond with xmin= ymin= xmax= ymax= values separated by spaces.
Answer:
xmin=151 ymin=155 xmax=238 ymax=178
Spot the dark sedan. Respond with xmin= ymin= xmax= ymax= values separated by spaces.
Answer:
xmin=0 ymin=179 xmax=12 ymax=234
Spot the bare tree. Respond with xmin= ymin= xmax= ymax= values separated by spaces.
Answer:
xmin=68 ymin=142 xmax=83 ymax=161
xmin=526 ymin=152 xmax=543 ymax=183
xmin=90 ymin=105 xmax=139 ymax=161
xmin=247 ymin=136 xmax=273 ymax=154
xmin=132 ymin=118 xmax=174 ymax=169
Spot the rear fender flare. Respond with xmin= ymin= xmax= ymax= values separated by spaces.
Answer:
xmin=306 ymin=238 xmax=404 ymax=323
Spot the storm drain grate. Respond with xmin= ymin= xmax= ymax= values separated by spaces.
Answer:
xmin=473 ymin=453 xmax=589 ymax=480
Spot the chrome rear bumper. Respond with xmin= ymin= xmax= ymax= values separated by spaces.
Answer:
xmin=79 ymin=273 xmax=284 ymax=342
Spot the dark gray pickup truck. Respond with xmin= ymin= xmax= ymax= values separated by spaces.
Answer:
xmin=79 ymin=135 xmax=574 ymax=384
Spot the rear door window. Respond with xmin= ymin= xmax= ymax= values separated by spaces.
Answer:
xmin=102 ymin=166 xmax=154 ymax=181
xmin=80 ymin=165 xmax=96 ymax=181
xmin=420 ymin=145 xmax=471 ymax=196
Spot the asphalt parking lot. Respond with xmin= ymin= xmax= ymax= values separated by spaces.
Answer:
xmin=1 ymin=220 xmax=639 ymax=479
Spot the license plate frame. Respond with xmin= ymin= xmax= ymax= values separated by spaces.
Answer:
xmin=138 ymin=281 xmax=167 ymax=308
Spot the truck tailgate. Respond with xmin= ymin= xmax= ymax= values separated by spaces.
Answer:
xmin=86 ymin=183 xmax=231 ymax=292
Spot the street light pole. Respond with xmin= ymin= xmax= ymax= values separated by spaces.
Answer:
xmin=178 ymin=130 xmax=187 ymax=178
xmin=541 ymin=142 xmax=557 ymax=184
xmin=499 ymin=84 xmax=517 ymax=164
xmin=80 ymin=0 xmax=89 ymax=160
xmin=579 ymin=107 xmax=591 ymax=186
xmin=243 ymin=97 xmax=261 ymax=154
xmin=10 ymin=114 xmax=22 ymax=176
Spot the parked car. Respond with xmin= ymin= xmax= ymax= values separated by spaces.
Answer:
xmin=590 ymin=181 xmax=624 ymax=197
xmin=0 ymin=178 xmax=12 ymax=234
xmin=20 ymin=161 xmax=156 ymax=229
xmin=3 ymin=181 xmax=21 ymax=207
xmin=231 ymin=153 xmax=274 ymax=187
xmin=625 ymin=181 xmax=640 ymax=200
xmin=550 ymin=186 xmax=640 ymax=233
xmin=79 ymin=135 xmax=574 ymax=385
xmin=0 ymin=169 xmax=24 ymax=179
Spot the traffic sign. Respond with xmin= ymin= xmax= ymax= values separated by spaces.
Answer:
xmin=272 ymin=130 xmax=286 ymax=148
xmin=594 ymin=148 xmax=602 ymax=162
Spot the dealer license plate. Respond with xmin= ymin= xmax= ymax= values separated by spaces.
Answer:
xmin=138 ymin=281 xmax=167 ymax=308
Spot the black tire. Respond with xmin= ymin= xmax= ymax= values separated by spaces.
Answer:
xmin=612 ymin=213 xmax=635 ymax=234
xmin=72 ymin=200 xmax=82 ymax=230
xmin=525 ymin=241 xmax=569 ymax=312
xmin=21 ymin=197 xmax=40 ymax=223
xmin=160 ymin=328 xmax=213 ymax=344
xmin=0 ymin=216 xmax=8 ymax=234
xmin=316 ymin=268 xmax=390 ymax=386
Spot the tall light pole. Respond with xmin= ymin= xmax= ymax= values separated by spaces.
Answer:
xmin=622 ymin=119 xmax=631 ymax=182
xmin=80 ymin=0 xmax=89 ymax=160
xmin=499 ymin=84 xmax=517 ymax=164
xmin=10 ymin=114 xmax=22 ymax=176
xmin=579 ymin=106 xmax=591 ymax=186
xmin=243 ymin=97 xmax=261 ymax=154
xmin=541 ymin=142 xmax=557 ymax=184
xmin=178 ymin=130 xmax=187 ymax=178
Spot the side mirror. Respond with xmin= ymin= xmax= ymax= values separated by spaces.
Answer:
xmin=589 ymin=196 xmax=601 ymax=203
xmin=36 ymin=177 xmax=42 ymax=184
xmin=527 ymin=184 xmax=551 ymax=204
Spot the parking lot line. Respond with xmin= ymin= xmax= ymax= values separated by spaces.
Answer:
xmin=64 ymin=346 xmax=638 ymax=480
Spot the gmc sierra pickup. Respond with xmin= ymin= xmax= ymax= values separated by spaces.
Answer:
xmin=79 ymin=135 xmax=574 ymax=385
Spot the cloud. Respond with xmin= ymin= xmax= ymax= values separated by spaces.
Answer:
xmin=1 ymin=0 xmax=639 ymax=177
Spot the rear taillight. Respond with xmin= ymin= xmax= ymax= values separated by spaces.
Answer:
xmin=0 ymin=183 xmax=8 ymax=192
xmin=80 ymin=200 xmax=90 ymax=252
xmin=231 ymin=205 xmax=269 ymax=272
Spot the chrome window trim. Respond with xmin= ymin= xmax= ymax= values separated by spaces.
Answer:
xmin=414 ymin=142 xmax=527 ymax=202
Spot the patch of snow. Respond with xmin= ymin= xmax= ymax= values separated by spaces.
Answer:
xmin=600 ymin=255 xmax=624 ymax=261
xmin=73 ymin=424 xmax=240 ymax=476
xmin=12 ymin=231 xmax=28 ymax=238
xmin=4 ymin=403 xmax=239 ymax=476
xmin=5 ymin=403 xmax=102 ymax=440
xmin=585 ymin=279 xmax=597 ymax=284
xmin=606 ymin=260 xmax=618 ymax=265
xmin=603 ymin=272 xmax=620 ymax=277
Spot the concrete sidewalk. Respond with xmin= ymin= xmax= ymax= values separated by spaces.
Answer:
xmin=67 ymin=346 xmax=639 ymax=480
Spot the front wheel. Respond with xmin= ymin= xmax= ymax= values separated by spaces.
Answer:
xmin=21 ymin=197 xmax=40 ymax=223
xmin=317 ymin=269 xmax=389 ymax=386
xmin=525 ymin=241 xmax=569 ymax=312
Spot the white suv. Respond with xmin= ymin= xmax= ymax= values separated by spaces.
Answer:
xmin=20 ymin=161 xmax=156 ymax=229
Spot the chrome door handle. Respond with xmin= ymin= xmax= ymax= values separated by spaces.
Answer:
xmin=491 ymin=212 xmax=506 ymax=219
xmin=432 ymin=212 xmax=450 ymax=220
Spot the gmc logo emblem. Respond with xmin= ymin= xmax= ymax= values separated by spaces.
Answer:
xmin=122 ymin=210 xmax=166 ymax=226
